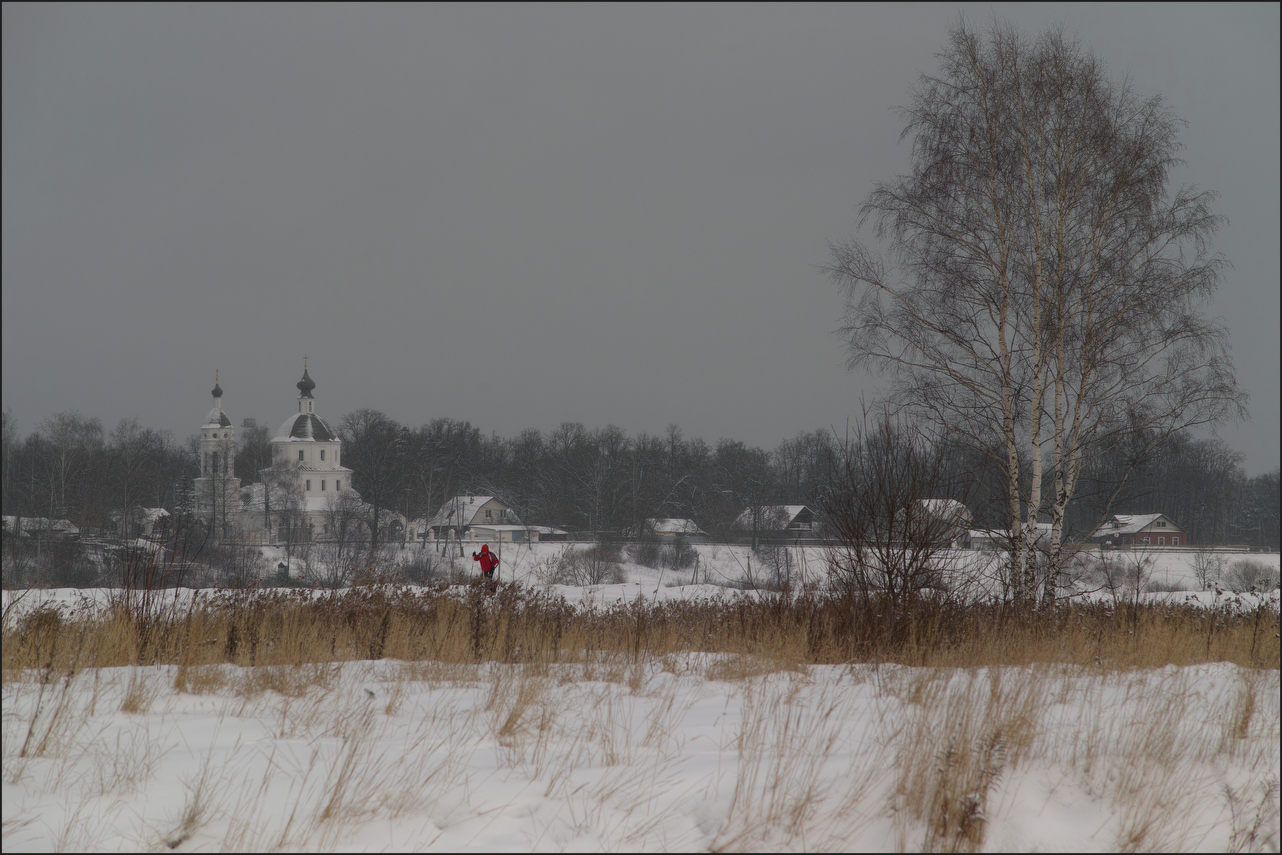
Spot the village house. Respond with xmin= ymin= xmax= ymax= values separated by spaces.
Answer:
xmin=1 ymin=516 xmax=80 ymax=541
xmin=895 ymin=499 xmax=972 ymax=548
xmin=416 ymin=496 xmax=518 ymax=542
xmin=466 ymin=524 xmax=569 ymax=544
xmin=733 ymin=505 xmax=817 ymax=537
xmin=1088 ymin=513 xmax=1187 ymax=548
xmin=968 ymin=521 xmax=1056 ymax=551
xmin=627 ymin=518 xmax=710 ymax=543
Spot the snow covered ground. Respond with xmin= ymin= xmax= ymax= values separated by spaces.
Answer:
xmin=3 ymin=656 xmax=1278 ymax=851
xmin=3 ymin=545 xmax=1279 ymax=852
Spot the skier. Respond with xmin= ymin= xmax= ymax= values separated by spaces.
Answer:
xmin=472 ymin=543 xmax=499 ymax=582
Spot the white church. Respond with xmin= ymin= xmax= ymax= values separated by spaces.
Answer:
xmin=194 ymin=363 xmax=374 ymax=545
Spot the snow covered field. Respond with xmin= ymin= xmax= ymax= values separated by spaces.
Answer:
xmin=3 ymin=546 xmax=1279 ymax=852
xmin=4 ymin=656 xmax=1278 ymax=851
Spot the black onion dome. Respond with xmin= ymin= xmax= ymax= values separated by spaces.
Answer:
xmin=211 ymin=382 xmax=223 ymax=398
xmin=297 ymin=368 xmax=316 ymax=398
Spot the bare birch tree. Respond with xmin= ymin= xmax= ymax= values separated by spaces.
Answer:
xmin=826 ymin=17 xmax=1246 ymax=604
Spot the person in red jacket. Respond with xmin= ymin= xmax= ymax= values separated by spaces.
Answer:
xmin=472 ymin=543 xmax=499 ymax=581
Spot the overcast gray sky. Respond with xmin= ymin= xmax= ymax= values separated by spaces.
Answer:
xmin=4 ymin=3 xmax=1278 ymax=473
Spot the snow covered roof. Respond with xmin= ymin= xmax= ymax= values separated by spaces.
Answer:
xmin=917 ymin=498 xmax=969 ymax=518
xmin=2 ymin=516 xmax=80 ymax=536
xmin=273 ymin=412 xmax=338 ymax=442
xmin=733 ymin=505 xmax=812 ymax=529
xmin=970 ymin=522 xmax=1052 ymax=543
xmin=204 ymin=407 xmax=232 ymax=428
xmin=1102 ymin=514 xmax=1179 ymax=535
xmin=412 ymin=520 xmax=559 ymax=536
xmin=424 ymin=496 xmax=508 ymax=528
xmin=646 ymin=518 xmax=707 ymax=535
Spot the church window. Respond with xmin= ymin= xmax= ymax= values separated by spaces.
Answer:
xmin=298 ymin=450 xmax=305 ymax=462
xmin=320 ymin=449 xmax=325 ymax=461
xmin=336 ymin=479 xmax=341 ymax=491
xmin=306 ymin=480 xmax=311 ymax=491
xmin=322 ymin=480 xmax=326 ymax=491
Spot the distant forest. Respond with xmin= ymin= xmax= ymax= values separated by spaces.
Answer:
xmin=1 ymin=408 xmax=1277 ymax=549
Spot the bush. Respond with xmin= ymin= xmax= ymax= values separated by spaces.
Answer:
xmin=1191 ymin=550 xmax=1227 ymax=590
xmin=630 ymin=538 xmax=662 ymax=569
xmin=402 ymin=550 xmax=448 ymax=585
xmin=1224 ymin=559 xmax=1280 ymax=593
xmin=751 ymin=544 xmax=795 ymax=591
xmin=1087 ymin=553 xmax=1154 ymax=603
xmin=550 ymin=544 xmax=626 ymax=586
xmin=662 ymin=537 xmax=699 ymax=571
xmin=204 ymin=544 xmax=268 ymax=588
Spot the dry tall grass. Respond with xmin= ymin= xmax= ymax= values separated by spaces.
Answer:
xmin=3 ymin=584 xmax=1278 ymax=681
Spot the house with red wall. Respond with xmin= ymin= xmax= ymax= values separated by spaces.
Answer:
xmin=1088 ymin=513 xmax=1187 ymax=548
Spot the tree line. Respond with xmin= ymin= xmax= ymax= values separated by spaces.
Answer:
xmin=2 ymin=407 xmax=1275 ymax=551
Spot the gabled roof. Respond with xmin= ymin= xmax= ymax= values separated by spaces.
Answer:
xmin=911 ymin=499 xmax=972 ymax=529
xmin=970 ymin=522 xmax=1052 ymax=543
xmin=917 ymin=498 xmax=968 ymax=517
xmin=733 ymin=505 xmax=813 ymax=529
xmin=2 ymin=516 xmax=79 ymax=536
xmin=1102 ymin=513 xmax=1180 ymax=535
xmin=424 ymin=496 xmax=510 ymax=528
xmin=646 ymin=518 xmax=707 ymax=535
